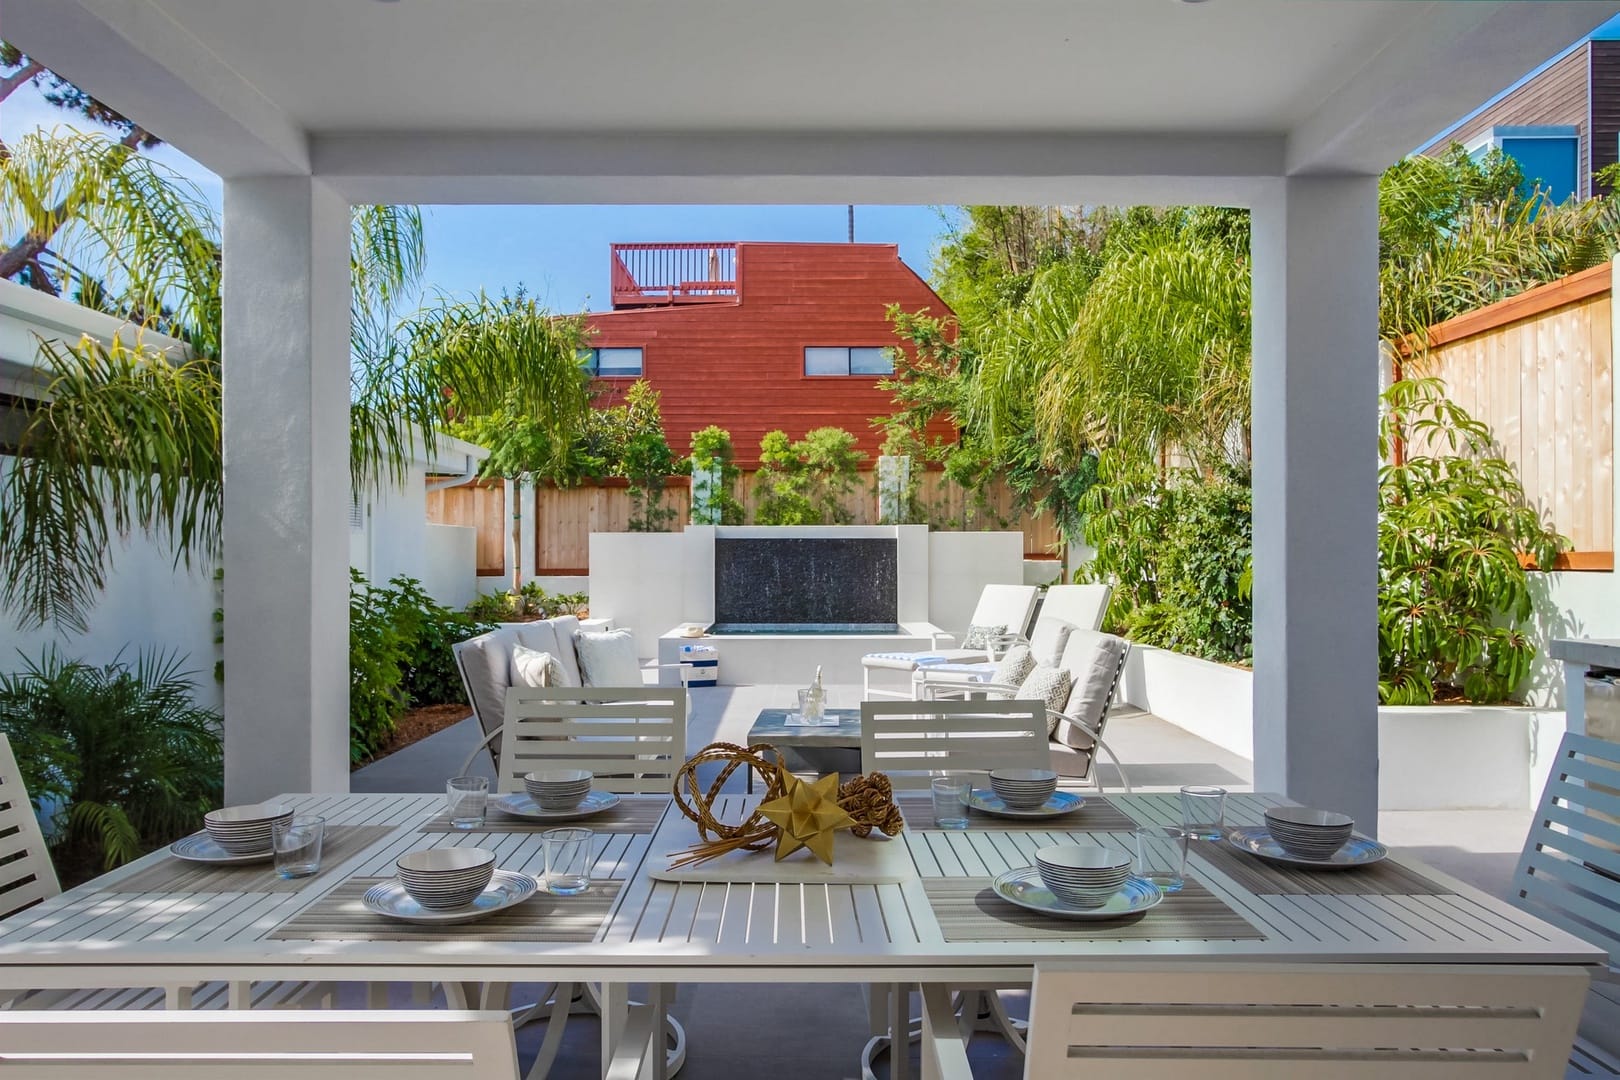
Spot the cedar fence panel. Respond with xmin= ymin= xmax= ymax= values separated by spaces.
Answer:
xmin=1407 ymin=262 xmax=1613 ymax=565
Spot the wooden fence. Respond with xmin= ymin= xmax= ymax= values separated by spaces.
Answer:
xmin=532 ymin=472 xmax=1062 ymax=574
xmin=1407 ymin=262 xmax=1614 ymax=566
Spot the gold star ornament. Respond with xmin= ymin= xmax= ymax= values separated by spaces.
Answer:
xmin=757 ymin=772 xmax=855 ymax=864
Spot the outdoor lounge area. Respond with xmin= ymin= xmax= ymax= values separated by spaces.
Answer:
xmin=9 ymin=1 xmax=1620 ymax=1078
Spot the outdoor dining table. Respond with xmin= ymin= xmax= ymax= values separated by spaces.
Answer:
xmin=0 ymin=789 xmax=1603 ymax=1080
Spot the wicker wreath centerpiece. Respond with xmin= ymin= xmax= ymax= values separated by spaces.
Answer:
xmin=669 ymin=741 xmax=903 ymax=868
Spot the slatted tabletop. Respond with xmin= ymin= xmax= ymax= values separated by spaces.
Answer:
xmin=0 ymin=790 xmax=1603 ymax=992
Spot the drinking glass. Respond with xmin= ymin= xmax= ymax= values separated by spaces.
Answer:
xmin=930 ymin=775 xmax=971 ymax=830
xmin=543 ymin=827 xmax=594 ymax=895
xmin=797 ymin=687 xmax=828 ymax=726
xmin=447 ymin=776 xmax=489 ymax=830
xmin=1179 ymin=785 xmax=1227 ymax=841
xmin=271 ymin=815 xmax=325 ymax=880
xmin=1133 ymin=825 xmax=1187 ymax=893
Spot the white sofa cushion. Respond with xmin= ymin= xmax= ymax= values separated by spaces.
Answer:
xmin=575 ymin=628 xmax=643 ymax=687
xmin=1028 ymin=620 xmax=1073 ymax=668
xmin=515 ymin=621 xmax=562 ymax=666
xmin=454 ymin=627 xmax=518 ymax=741
xmin=1055 ymin=630 xmax=1128 ymax=750
xmin=548 ymin=615 xmax=584 ymax=686
xmin=511 ymin=644 xmax=563 ymax=689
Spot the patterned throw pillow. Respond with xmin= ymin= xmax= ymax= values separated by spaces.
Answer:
xmin=961 ymin=623 xmax=1007 ymax=652
xmin=510 ymin=644 xmax=564 ymax=688
xmin=1016 ymin=663 xmax=1074 ymax=737
xmin=991 ymin=644 xmax=1036 ymax=688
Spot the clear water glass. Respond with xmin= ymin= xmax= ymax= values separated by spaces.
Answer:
xmin=931 ymin=776 xmax=970 ymax=829
xmin=271 ymin=815 xmax=325 ymax=880
xmin=447 ymin=776 xmax=489 ymax=830
xmin=1133 ymin=825 xmax=1187 ymax=893
xmin=543 ymin=827 xmax=594 ymax=895
xmin=1179 ymin=785 xmax=1227 ymax=841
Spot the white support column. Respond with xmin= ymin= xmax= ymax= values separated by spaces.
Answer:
xmin=1250 ymin=175 xmax=1380 ymax=830
xmin=222 ymin=176 xmax=352 ymax=801
xmin=519 ymin=481 xmax=537 ymax=583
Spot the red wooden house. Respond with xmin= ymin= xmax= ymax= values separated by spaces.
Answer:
xmin=581 ymin=241 xmax=956 ymax=467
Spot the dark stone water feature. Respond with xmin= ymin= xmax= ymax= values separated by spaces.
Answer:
xmin=711 ymin=537 xmax=898 ymax=633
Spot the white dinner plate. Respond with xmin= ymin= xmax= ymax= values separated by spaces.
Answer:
xmin=170 ymin=832 xmax=272 ymax=864
xmin=490 ymin=791 xmax=621 ymax=821
xmin=963 ymin=789 xmax=1085 ymax=819
xmin=361 ymin=869 xmax=539 ymax=924
xmin=991 ymin=866 xmax=1163 ymax=920
xmin=1225 ymin=826 xmax=1389 ymax=869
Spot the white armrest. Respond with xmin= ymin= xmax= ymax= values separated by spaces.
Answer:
xmin=1048 ymin=708 xmax=1133 ymax=794
xmin=930 ymin=631 xmax=959 ymax=649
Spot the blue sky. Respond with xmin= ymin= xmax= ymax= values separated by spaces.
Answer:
xmin=1 ymin=83 xmax=957 ymax=311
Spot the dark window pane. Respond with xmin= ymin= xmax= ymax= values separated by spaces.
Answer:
xmin=577 ymin=348 xmax=598 ymax=375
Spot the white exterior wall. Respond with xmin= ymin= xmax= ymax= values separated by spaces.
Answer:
xmin=591 ymin=532 xmax=688 ymax=656
xmin=928 ymin=532 xmax=1025 ymax=633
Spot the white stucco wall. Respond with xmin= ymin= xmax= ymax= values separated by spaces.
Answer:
xmin=1528 ymin=569 xmax=1620 ymax=706
xmin=590 ymin=532 xmax=688 ymax=655
xmin=0 ymin=459 xmax=222 ymax=711
xmin=928 ymin=531 xmax=1025 ymax=633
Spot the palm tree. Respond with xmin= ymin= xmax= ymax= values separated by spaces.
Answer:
xmin=0 ymin=128 xmax=591 ymax=630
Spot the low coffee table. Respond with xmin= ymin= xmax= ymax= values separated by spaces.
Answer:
xmin=744 ymin=707 xmax=863 ymax=792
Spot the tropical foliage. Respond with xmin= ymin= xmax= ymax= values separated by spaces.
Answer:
xmin=753 ymin=427 xmax=867 ymax=526
xmin=0 ymin=649 xmax=222 ymax=876
xmin=689 ymin=425 xmax=745 ymax=525
xmin=1377 ymin=379 xmax=1564 ymax=705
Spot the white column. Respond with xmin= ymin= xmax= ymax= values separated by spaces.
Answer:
xmin=222 ymin=176 xmax=352 ymax=801
xmin=1250 ymin=175 xmax=1380 ymax=830
xmin=519 ymin=481 xmax=537 ymax=582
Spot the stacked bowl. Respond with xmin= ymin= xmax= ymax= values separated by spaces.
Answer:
xmin=1264 ymin=806 xmax=1354 ymax=860
xmin=524 ymin=769 xmax=593 ymax=812
xmin=1034 ymin=843 xmax=1133 ymax=907
xmin=396 ymin=848 xmax=496 ymax=910
xmin=204 ymin=803 xmax=293 ymax=855
xmin=989 ymin=768 xmax=1058 ymax=809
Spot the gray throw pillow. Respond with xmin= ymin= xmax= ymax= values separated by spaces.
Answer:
xmin=1016 ymin=663 xmax=1074 ymax=736
xmin=991 ymin=644 xmax=1036 ymax=688
xmin=962 ymin=623 xmax=1007 ymax=651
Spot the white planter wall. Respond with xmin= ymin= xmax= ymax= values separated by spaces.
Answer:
xmin=1121 ymin=644 xmax=1569 ymax=811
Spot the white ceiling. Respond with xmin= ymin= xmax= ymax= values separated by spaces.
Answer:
xmin=143 ymin=0 xmax=1409 ymax=135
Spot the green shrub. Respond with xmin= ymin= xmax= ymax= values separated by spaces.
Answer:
xmin=0 ymin=648 xmax=222 ymax=877
xmin=754 ymin=430 xmax=818 ymax=525
xmin=753 ymin=427 xmax=866 ymax=525
xmin=690 ymin=425 xmax=745 ymax=524
xmin=1377 ymin=378 xmax=1565 ymax=704
xmin=349 ymin=569 xmax=409 ymax=761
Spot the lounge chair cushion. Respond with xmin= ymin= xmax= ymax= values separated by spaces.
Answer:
xmin=1028 ymin=620 xmax=1074 ymax=667
xmin=548 ymin=615 xmax=585 ymax=686
xmin=992 ymin=644 xmax=1036 ymax=688
xmin=510 ymin=644 xmax=563 ymax=689
xmin=1016 ymin=664 xmax=1073 ymax=736
xmin=457 ymin=631 xmax=514 ymax=740
xmin=863 ymin=649 xmax=987 ymax=672
xmin=575 ymin=628 xmax=643 ymax=687
xmin=1055 ymin=631 xmax=1128 ymax=750
xmin=515 ymin=621 xmax=563 ymax=662
xmin=961 ymin=624 xmax=1006 ymax=652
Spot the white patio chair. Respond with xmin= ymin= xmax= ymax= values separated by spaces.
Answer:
xmin=903 ymin=583 xmax=1114 ymax=695
xmin=858 ymin=698 xmax=1050 ymax=1079
xmin=1510 ymin=731 xmax=1620 ymax=1074
xmin=917 ymin=629 xmax=1133 ymax=794
xmin=0 ymin=1009 xmax=519 ymax=1078
xmin=861 ymin=583 xmax=1039 ymax=700
xmin=929 ymin=960 xmax=1587 ymax=1080
xmin=0 ymin=734 xmax=59 ymax=923
xmin=461 ymin=685 xmax=687 ymax=1079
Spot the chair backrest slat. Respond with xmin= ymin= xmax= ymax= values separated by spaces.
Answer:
xmin=1022 ymin=961 xmax=1588 ymax=1079
xmin=1512 ymin=731 xmax=1620 ymax=967
xmin=968 ymin=584 xmax=1040 ymax=638
xmin=0 ymin=1009 xmax=518 ymax=1079
xmin=499 ymin=686 xmax=685 ymax=795
xmin=0 ymin=733 xmax=59 ymax=921
xmin=860 ymin=699 xmax=1049 ymax=790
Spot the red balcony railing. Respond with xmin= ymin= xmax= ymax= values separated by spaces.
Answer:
xmin=610 ymin=242 xmax=738 ymax=308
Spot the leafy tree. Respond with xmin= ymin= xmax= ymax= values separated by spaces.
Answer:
xmin=689 ymin=425 xmax=744 ymax=525
xmin=753 ymin=430 xmax=818 ymax=526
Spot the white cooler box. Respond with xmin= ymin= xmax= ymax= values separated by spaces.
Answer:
xmin=678 ymin=643 xmax=719 ymax=687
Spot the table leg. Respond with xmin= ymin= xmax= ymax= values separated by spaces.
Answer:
xmin=888 ymin=981 xmax=911 ymax=1080
xmin=599 ymin=981 xmax=630 ymax=1080
xmin=228 ymin=981 xmax=251 ymax=1010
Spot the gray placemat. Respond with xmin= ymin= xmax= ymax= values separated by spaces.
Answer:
xmin=1189 ymin=837 xmax=1452 ymax=896
xmin=420 ymin=796 xmax=668 ymax=835
xmin=106 ymin=825 xmax=398 ymax=894
xmin=268 ymin=878 xmax=621 ymax=942
xmin=923 ymin=876 xmax=1265 ymax=942
xmin=899 ymin=793 xmax=1138 ymax=833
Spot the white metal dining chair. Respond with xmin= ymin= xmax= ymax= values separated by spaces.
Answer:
xmin=934 ymin=961 xmax=1589 ymax=1080
xmin=859 ymin=699 xmax=1051 ymax=789
xmin=0 ymin=1009 xmax=520 ymax=1078
xmin=1511 ymin=731 xmax=1620 ymax=1075
xmin=0 ymin=734 xmax=59 ymax=923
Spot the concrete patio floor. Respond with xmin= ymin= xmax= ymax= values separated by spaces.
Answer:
xmin=350 ymin=683 xmax=1542 ymax=1079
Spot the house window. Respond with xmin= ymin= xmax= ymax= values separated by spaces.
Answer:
xmin=804 ymin=346 xmax=894 ymax=376
xmin=1466 ymin=126 xmax=1580 ymax=203
xmin=579 ymin=347 xmax=643 ymax=376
